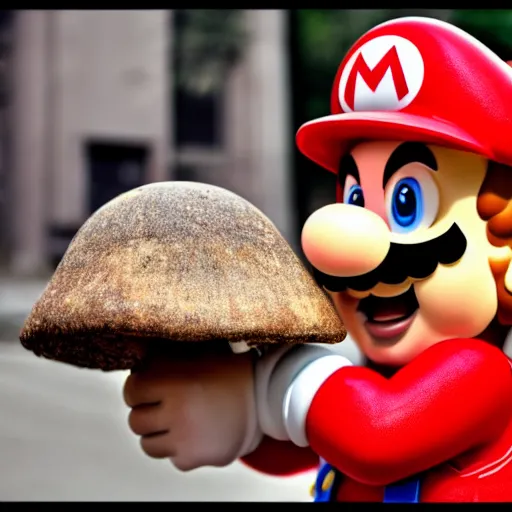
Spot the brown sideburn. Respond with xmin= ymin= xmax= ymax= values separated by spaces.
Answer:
xmin=477 ymin=161 xmax=512 ymax=344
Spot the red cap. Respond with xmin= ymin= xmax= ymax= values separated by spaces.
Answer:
xmin=296 ymin=17 xmax=512 ymax=173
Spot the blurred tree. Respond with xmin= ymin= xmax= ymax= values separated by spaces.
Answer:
xmin=452 ymin=10 xmax=512 ymax=51
xmin=173 ymin=10 xmax=248 ymax=96
xmin=452 ymin=10 xmax=512 ymax=61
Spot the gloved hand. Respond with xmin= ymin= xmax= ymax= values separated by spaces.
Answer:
xmin=123 ymin=350 xmax=262 ymax=471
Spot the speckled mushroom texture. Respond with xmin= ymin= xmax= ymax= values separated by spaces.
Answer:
xmin=20 ymin=182 xmax=346 ymax=371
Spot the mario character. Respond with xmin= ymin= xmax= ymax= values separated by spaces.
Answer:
xmin=122 ymin=17 xmax=512 ymax=502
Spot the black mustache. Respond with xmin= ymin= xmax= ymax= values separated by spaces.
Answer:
xmin=313 ymin=223 xmax=467 ymax=292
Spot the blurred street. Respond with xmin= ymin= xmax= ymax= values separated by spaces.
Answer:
xmin=0 ymin=275 xmax=320 ymax=501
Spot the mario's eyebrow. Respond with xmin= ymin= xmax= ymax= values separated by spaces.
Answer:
xmin=338 ymin=153 xmax=360 ymax=186
xmin=382 ymin=142 xmax=438 ymax=188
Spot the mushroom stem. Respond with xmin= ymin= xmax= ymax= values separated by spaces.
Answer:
xmin=229 ymin=341 xmax=252 ymax=354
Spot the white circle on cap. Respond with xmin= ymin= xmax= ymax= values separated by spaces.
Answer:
xmin=338 ymin=35 xmax=424 ymax=113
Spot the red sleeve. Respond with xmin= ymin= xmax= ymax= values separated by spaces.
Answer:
xmin=240 ymin=435 xmax=319 ymax=476
xmin=306 ymin=338 xmax=512 ymax=486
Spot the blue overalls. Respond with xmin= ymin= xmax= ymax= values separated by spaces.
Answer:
xmin=311 ymin=458 xmax=421 ymax=503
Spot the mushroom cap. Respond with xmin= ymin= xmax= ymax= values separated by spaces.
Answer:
xmin=20 ymin=182 xmax=346 ymax=370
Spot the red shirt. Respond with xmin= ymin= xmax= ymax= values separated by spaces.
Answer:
xmin=242 ymin=339 xmax=512 ymax=502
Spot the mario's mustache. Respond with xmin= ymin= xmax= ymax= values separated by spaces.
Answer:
xmin=313 ymin=223 xmax=467 ymax=293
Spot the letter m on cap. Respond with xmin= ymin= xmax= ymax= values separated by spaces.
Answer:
xmin=344 ymin=46 xmax=409 ymax=111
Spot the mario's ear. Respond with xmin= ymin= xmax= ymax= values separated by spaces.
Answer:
xmin=505 ymin=262 xmax=512 ymax=296
xmin=491 ymin=253 xmax=512 ymax=327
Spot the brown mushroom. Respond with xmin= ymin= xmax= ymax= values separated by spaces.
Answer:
xmin=20 ymin=181 xmax=346 ymax=371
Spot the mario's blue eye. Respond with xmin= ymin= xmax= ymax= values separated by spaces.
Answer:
xmin=385 ymin=170 xmax=439 ymax=234
xmin=390 ymin=178 xmax=423 ymax=231
xmin=344 ymin=184 xmax=365 ymax=208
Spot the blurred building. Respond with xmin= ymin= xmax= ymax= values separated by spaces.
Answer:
xmin=0 ymin=10 xmax=293 ymax=275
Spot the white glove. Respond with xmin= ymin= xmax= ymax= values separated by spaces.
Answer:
xmin=123 ymin=351 xmax=262 ymax=471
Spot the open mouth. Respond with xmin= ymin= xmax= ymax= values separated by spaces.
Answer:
xmin=357 ymin=286 xmax=419 ymax=341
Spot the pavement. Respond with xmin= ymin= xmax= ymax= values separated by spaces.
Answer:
xmin=0 ymin=342 xmax=316 ymax=501
xmin=0 ymin=274 xmax=363 ymax=501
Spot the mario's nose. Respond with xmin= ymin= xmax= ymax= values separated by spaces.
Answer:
xmin=301 ymin=204 xmax=390 ymax=278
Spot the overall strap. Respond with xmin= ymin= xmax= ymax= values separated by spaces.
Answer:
xmin=383 ymin=476 xmax=421 ymax=503
xmin=311 ymin=459 xmax=421 ymax=503
xmin=311 ymin=459 xmax=338 ymax=502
